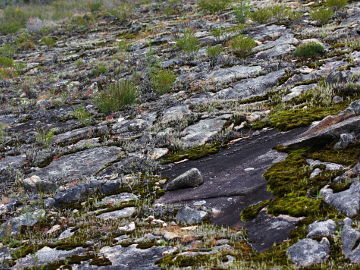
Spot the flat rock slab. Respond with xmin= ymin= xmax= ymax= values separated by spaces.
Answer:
xmin=99 ymin=244 xmax=169 ymax=270
xmin=97 ymin=207 xmax=137 ymax=220
xmin=159 ymin=128 xmax=305 ymax=228
xmin=32 ymin=147 xmax=121 ymax=182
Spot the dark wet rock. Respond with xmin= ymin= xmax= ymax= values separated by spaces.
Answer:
xmin=287 ymin=238 xmax=330 ymax=266
xmin=246 ymin=211 xmax=300 ymax=252
xmin=307 ymin=220 xmax=336 ymax=238
xmin=97 ymin=207 xmax=137 ymax=220
xmin=32 ymin=147 xmax=121 ymax=182
xmin=334 ymin=133 xmax=356 ymax=149
xmin=99 ymin=244 xmax=169 ymax=270
xmin=53 ymin=179 xmax=121 ymax=206
xmin=181 ymin=118 xmax=227 ymax=147
xmin=341 ymin=218 xmax=360 ymax=263
xmin=0 ymin=209 xmax=46 ymax=236
xmin=175 ymin=206 xmax=207 ymax=225
xmin=13 ymin=246 xmax=86 ymax=269
xmin=320 ymin=182 xmax=360 ymax=217
xmin=165 ymin=168 xmax=203 ymax=191
xmin=215 ymin=69 xmax=286 ymax=100
xmin=21 ymin=175 xmax=57 ymax=193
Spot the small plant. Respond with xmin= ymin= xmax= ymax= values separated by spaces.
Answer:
xmin=250 ymin=4 xmax=294 ymax=24
xmin=228 ymin=35 xmax=257 ymax=57
xmin=41 ymin=36 xmax=56 ymax=48
xmin=310 ymin=8 xmax=333 ymax=25
xmin=206 ymin=45 xmax=223 ymax=59
xmin=88 ymin=0 xmax=103 ymax=13
xmin=108 ymin=3 xmax=134 ymax=23
xmin=94 ymin=80 xmax=137 ymax=113
xmin=72 ymin=107 xmax=92 ymax=125
xmin=250 ymin=8 xmax=272 ymax=24
xmin=150 ymin=69 xmax=177 ymax=95
xmin=198 ymin=0 xmax=230 ymax=14
xmin=93 ymin=63 xmax=108 ymax=76
xmin=325 ymin=0 xmax=348 ymax=9
xmin=0 ymin=123 xmax=6 ymax=144
xmin=0 ymin=43 xmax=16 ymax=58
xmin=35 ymin=128 xmax=55 ymax=148
xmin=294 ymin=42 xmax=326 ymax=58
xmin=0 ymin=56 xmax=14 ymax=68
xmin=347 ymin=38 xmax=360 ymax=51
xmin=16 ymin=33 xmax=36 ymax=50
xmin=176 ymin=30 xmax=200 ymax=53
xmin=233 ymin=0 xmax=251 ymax=23
xmin=75 ymin=59 xmax=85 ymax=68
xmin=117 ymin=40 xmax=130 ymax=51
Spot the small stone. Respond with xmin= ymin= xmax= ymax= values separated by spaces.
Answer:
xmin=47 ymin=225 xmax=61 ymax=235
xmin=175 ymin=206 xmax=207 ymax=225
xmin=118 ymin=222 xmax=136 ymax=233
xmin=341 ymin=218 xmax=360 ymax=263
xmin=307 ymin=219 xmax=336 ymax=238
xmin=21 ymin=175 xmax=57 ymax=193
xmin=334 ymin=133 xmax=355 ymax=149
xmin=287 ymin=238 xmax=330 ymax=266
xmin=165 ymin=168 xmax=204 ymax=191
xmin=332 ymin=95 xmax=344 ymax=104
xmin=97 ymin=207 xmax=136 ymax=220
xmin=57 ymin=228 xmax=75 ymax=240
xmin=310 ymin=168 xmax=322 ymax=179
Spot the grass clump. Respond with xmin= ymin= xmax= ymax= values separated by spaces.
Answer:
xmin=228 ymin=35 xmax=257 ymax=57
xmin=198 ymin=0 xmax=230 ymax=14
xmin=294 ymin=42 xmax=325 ymax=58
xmin=233 ymin=0 xmax=251 ymax=23
xmin=35 ymin=128 xmax=55 ymax=148
xmin=108 ymin=3 xmax=134 ymax=23
xmin=0 ymin=43 xmax=16 ymax=58
xmin=206 ymin=45 xmax=223 ymax=59
xmin=41 ymin=36 xmax=56 ymax=48
xmin=88 ymin=0 xmax=103 ymax=13
xmin=310 ymin=8 xmax=333 ymax=25
xmin=250 ymin=4 xmax=296 ymax=24
xmin=176 ymin=30 xmax=200 ymax=53
xmin=0 ymin=56 xmax=14 ymax=68
xmin=72 ymin=107 xmax=92 ymax=125
xmin=0 ymin=8 xmax=28 ymax=35
xmin=325 ymin=0 xmax=348 ymax=9
xmin=250 ymin=8 xmax=272 ymax=24
xmin=94 ymin=80 xmax=137 ymax=113
xmin=150 ymin=69 xmax=177 ymax=95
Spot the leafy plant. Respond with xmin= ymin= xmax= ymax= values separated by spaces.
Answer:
xmin=228 ymin=35 xmax=257 ymax=57
xmin=310 ymin=8 xmax=333 ymax=25
xmin=233 ymin=0 xmax=251 ymax=23
xmin=294 ymin=42 xmax=325 ymax=58
xmin=325 ymin=0 xmax=348 ymax=9
xmin=94 ymin=80 xmax=137 ymax=113
xmin=176 ymin=30 xmax=200 ymax=53
xmin=198 ymin=0 xmax=230 ymax=14
xmin=72 ymin=107 xmax=93 ymax=125
xmin=35 ymin=128 xmax=55 ymax=148
xmin=150 ymin=69 xmax=177 ymax=95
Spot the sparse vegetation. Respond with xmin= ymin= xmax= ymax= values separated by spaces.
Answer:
xmin=94 ymin=80 xmax=137 ymax=113
xmin=87 ymin=0 xmax=102 ymax=13
xmin=233 ymin=0 xmax=251 ymax=23
xmin=0 ymin=8 xmax=28 ymax=34
xmin=294 ymin=42 xmax=326 ymax=58
xmin=206 ymin=45 xmax=223 ymax=59
xmin=176 ymin=30 xmax=200 ymax=53
xmin=72 ymin=107 xmax=93 ymax=125
xmin=35 ymin=128 xmax=55 ymax=148
xmin=150 ymin=69 xmax=177 ymax=95
xmin=325 ymin=0 xmax=348 ymax=9
xmin=41 ymin=36 xmax=56 ymax=48
xmin=250 ymin=4 xmax=294 ymax=24
xmin=310 ymin=8 xmax=333 ymax=25
xmin=108 ymin=3 xmax=134 ymax=22
xmin=228 ymin=35 xmax=257 ymax=57
xmin=198 ymin=0 xmax=230 ymax=14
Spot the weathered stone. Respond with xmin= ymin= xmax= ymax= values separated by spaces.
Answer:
xmin=307 ymin=219 xmax=336 ymax=238
xmin=21 ymin=175 xmax=57 ymax=193
xmin=94 ymin=193 xmax=138 ymax=208
xmin=287 ymin=238 xmax=330 ymax=266
xmin=97 ymin=207 xmax=137 ymax=220
xmin=175 ymin=206 xmax=207 ymax=225
xmin=320 ymin=182 xmax=360 ymax=217
xmin=341 ymin=218 xmax=360 ymax=263
xmin=205 ymin=65 xmax=263 ymax=85
xmin=165 ymin=168 xmax=203 ymax=191
xmin=334 ymin=133 xmax=356 ymax=149
xmin=282 ymin=84 xmax=316 ymax=102
xmin=306 ymin=159 xmax=345 ymax=171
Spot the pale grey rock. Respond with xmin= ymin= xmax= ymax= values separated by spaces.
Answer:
xmin=334 ymin=133 xmax=356 ymax=149
xmin=310 ymin=168 xmax=322 ymax=179
xmin=99 ymin=244 xmax=169 ymax=270
xmin=97 ymin=207 xmax=136 ymax=220
xmin=306 ymin=159 xmax=345 ymax=171
xmin=175 ymin=206 xmax=207 ymax=225
xmin=161 ymin=105 xmax=190 ymax=123
xmin=181 ymin=118 xmax=226 ymax=147
xmin=341 ymin=218 xmax=360 ymax=263
xmin=57 ymin=228 xmax=75 ymax=240
xmin=307 ymin=220 xmax=336 ymax=238
xmin=205 ymin=65 xmax=263 ymax=85
xmin=320 ymin=182 xmax=360 ymax=217
xmin=282 ymin=84 xmax=316 ymax=102
xmin=255 ymin=44 xmax=295 ymax=59
xmin=13 ymin=246 xmax=86 ymax=269
xmin=287 ymin=238 xmax=330 ymax=266
xmin=53 ymin=125 xmax=107 ymax=146
xmin=165 ymin=168 xmax=203 ymax=191
xmin=94 ymin=193 xmax=138 ymax=208
xmin=253 ymin=33 xmax=298 ymax=53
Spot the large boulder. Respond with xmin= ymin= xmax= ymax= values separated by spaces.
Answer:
xmin=165 ymin=168 xmax=203 ymax=191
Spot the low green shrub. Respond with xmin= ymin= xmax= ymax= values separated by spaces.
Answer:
xmin=0 ymin=8 xmax=28 ymax=34
xmin=198 ymin=0 xmax=230 ymax=14
xmin=108 ymin=3 xmax=134 ymax=22
xmin=228 ymin=35 xmax=257 ymax=57
xmin=93 ymin=63 xmax=108 ymax=76
xmin=94 ymin=80 xmax=137 ymax=113
xmin=250 ymin=4 xmax=294 ymax=24
xmin=150 ymin=69 xmax=177 ymax=95
xmin=294 ymin=42 xmax=325 ymax=58
xmin=35 ymin=128 xmax=55 ymax=148
xmin=41 ymin=36 xmax=56 ymax=48
xmin=310 ymin=8 xmax=333 ymax=25
xmin=206 ymin=45 xmax=223 ymax=59
xmin=0 ymin=56 xmax=14 ymax=68
xmin=0 ymin=43 xmax=16 ymax=58
xmin=176 ymin=30 xmax=200 ymax=53
xmin=233 ymin=0 xmax=251 ymax=23
xmin=325 ymin=0 xmax=348 ymax=9
xmin=72 ymin=107 xmax=92 ymax=125
xmin=250 ymin=8 xmax=272 ymax=24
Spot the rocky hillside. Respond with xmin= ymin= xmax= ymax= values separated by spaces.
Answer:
xmin=1 ymin=0 xmax=360 ymax=269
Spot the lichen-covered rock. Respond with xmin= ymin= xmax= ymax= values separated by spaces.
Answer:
xmin=320 ymin=182 xmax=360 ymax=217
xmin=21 ymin=175 xmax=57 ymax=193
xmin=341 ymin=218 xmax=360 ymax=263
xmin=334 ymin=133 xmax=356 ymax=149
xmin=97 ymin=207 xmax=137 ymax=220
xmin=165 ymin=168 xmax=203 ymax=191
xmin=307 ymin=219 xmax=336 ymax=238
xmin=287 ymin=238 xmax=330 ymax=266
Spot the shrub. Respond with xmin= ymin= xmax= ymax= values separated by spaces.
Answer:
xmin=228 ymin=36 xmax=257 ymax=57
xmin=206 ymin=45 xmax=223 ymax=58
xmin=294 ymin=42 xmax=325 ymax=58
xmin=325 ymin=0 xmax=348 ymax=9
xmin=176 ymin=30 xmax=199 ymax=53
xmin=150 ymin=69 xmax=177 ymax=95
xmin=250 ymin=8 xmax=272 ymax=24
xmin=16 ymin=33 xmax=36 ymax=50
xmin=94 ymin=80 xmax=137 ymax=113
xmin=0 ymin=56 xmax=14 ymax=68
xmin=41 ymin=36 xmax=56 ymax=48
xmin=198 ymin=0 xmax=230 ymax=14
xmin=88 ymin=0 xmax=102 ymax=13
xmin=233 ymin=0 xmax=251 ymax=23
xmin=310 ymin=8 xmax=333 ymax=25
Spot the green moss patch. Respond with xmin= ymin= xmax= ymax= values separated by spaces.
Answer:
xmin=268 ymin=196 xmax=322 ymax=217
